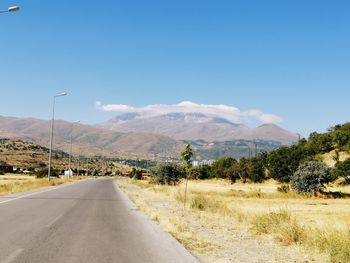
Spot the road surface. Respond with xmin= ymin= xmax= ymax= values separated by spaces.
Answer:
xmin=0 ymin=179 xmax=198 ymax=263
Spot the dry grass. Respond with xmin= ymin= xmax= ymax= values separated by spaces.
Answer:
xmin=0 ymin=173 xmax=85 ymax=195
xmin=118 ymin=178 xmax=350 ymax=262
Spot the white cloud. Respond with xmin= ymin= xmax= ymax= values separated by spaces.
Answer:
xmin=95 ymin=101 xmax=282 ymax=124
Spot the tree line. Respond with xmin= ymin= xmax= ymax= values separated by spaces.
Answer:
xmin=131 ymin=123 xmax=350 ymax=194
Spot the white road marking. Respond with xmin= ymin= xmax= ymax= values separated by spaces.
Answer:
xmin=0 ymin=180 xmax=88 ymax=205
xmin=45 ymin=200 xmax=77 ymax=227
xmin=0 ymin=248 xmax=23 ymax=263
xmin=46 ymin=213 xmax=64 ymax=228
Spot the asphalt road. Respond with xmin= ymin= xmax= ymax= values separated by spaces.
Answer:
xmin=0 ymin=179 xmax=198 ymax=263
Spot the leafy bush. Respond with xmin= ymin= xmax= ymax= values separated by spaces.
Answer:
xmin=248 ymin=157 xmax=266 ymax=183
xmin=270 ymin=144 xmax=312 ymax=182
xmin=129 ymin=168 xmax=143 ymax=180
xmin=150 ymin=163 xmax=182 ymax=185
xmin=190 ymin=164 xmax=211 ymax=180
xmin=307 ymin=132 xmax=334 ymax=154
xmin=227 ymin=158 xmax=250 ymax=183
xmin=36 ymin=168 xmax=59 ymax=178
xmin=210 ymin=157 xmax=237 ymax=179
xmin=291 ymin=161 xmax=332 ymax=193
xmin=333 ymin=158 xmax=350 ymax=184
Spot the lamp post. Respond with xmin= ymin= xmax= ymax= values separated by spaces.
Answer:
xmin=48 ymin=92 xmax=67 ymax=181
xmin=0 ymin=6 xmax=20 ymax=13
xmin=68 ymin=121 xmax=80 ymax=177
xmin=77 ymin=147 xmax=80 ymax=177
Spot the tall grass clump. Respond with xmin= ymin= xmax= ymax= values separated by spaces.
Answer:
xmin=307 ymin=228 xmax=350 ymax=263
xmin=251 ymin=210 xmax=306 ymax=245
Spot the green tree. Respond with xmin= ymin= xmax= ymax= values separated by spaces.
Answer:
xmin=190 ymin=164 xmax=211 ymax=180
xmin=333 ymin=158 xmax=350 ymax=184
xmin=248 ymin=157 xmax=266 ymax=183
xmin=210 ymin=157 xmax=237 ymax=179
xmin=150 ymin=163 xmax=182 ymax=185
xmin=181 ymin=144 xmax=193 ymax=209
xmin=268 ymin=145 xmax=308 ymax=183
xmin=307 ymin=132 xmax=333 ymax=154
xmin=227 ymin=158 xmax=250 ymax=183
xmin=181 ymin=144 xmax=193 ymax=175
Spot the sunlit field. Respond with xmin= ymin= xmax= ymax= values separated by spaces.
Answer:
xmin=0 ymin=173 xmax=85 ymax=195
xmin=117 ymin=178 xmax=350 ymax=263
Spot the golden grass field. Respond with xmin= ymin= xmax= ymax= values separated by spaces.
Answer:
xmin=117 ymin=178 xmax=350 ymax=263
xmin=0 ymin=173 xmax=85 ymax=195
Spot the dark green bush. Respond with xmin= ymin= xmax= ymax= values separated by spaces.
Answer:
xmin=129 ymin=167 xmax=143 ymax=180
xmin=190 ymin=164 xmax=211 ymax=180
xmin=333 ymin=158 xmax=350 ymax=184
xmin=210 ymin=157 xmax=237 ymax=179
xmin=36 ymin=168 xmax=58 ymax=178
xmin=248 ymin=157 xmax=266 ymax=183
xmin=268 ymin=145 xmax=309 ymax=183
xmin=150 ymin=163 xmax=183 ymax=185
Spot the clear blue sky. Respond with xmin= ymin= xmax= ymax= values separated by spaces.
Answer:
xmin=1 ymin=0 xmax=349 ymax=136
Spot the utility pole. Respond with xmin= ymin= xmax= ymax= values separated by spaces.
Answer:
xmin=86 ymin=157 xmax=90 ymax=176
xmin=101 ymin=149 xmax=105 ymax=176
xmin=68 ymin=121 xmax=79 ymax=177
xmin=48 ymin=92 xmax=67 ymax=181
xmin=77 ymin=150 xmax=80 ymax=177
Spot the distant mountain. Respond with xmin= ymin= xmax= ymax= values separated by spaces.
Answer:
xmin=98 ymin=112 xmax=298 ymax=144
xmin=0 ymin=116 xmax=182 ymax=158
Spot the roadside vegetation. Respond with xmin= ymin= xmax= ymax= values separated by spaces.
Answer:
xmin=120 ymin=122 xmax=350 ymax=262
xmin=0 ymin=173 xmax=85 ymax=195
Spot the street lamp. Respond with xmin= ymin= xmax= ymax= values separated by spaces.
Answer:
xmin=0 ymin=6 xmax=20 ymax=13
xmin=68 ymin=121 xmax=80 ymax=177
xmin=48 ymin=92 xmax=67 ymax=181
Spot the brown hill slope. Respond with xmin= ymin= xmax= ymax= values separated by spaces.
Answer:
xmin=0 ymin=116 xmax=182 ymax=157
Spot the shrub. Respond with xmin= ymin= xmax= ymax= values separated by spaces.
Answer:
xmin=190 ymin=165 xmax=211 ymax=180
xmin=251 ymin=210 xmax=305 ymax=245
xmin=150 ymin=163 xmax=182 ymax=185
xmin=268 ymin=145 xmax=309 ymax=183
xmin=36 ymin=168 xmax=59 ymax=178
xmin=210 ymin=157 xmax=237 ymax=179
xmin=227 ymin=158 xmax=250 ymax=183
xmin=129 ymin=168 xmax=143 ymax=180
xmin=190 ymin=195 xmax=207 ymax=211
xmin=248 ymin=157 xmax=266 ymax=183
xmin=333 ymin=158 xmax=350 ymax=184
xmin=291 ymin=161 xmax=332 ymax=194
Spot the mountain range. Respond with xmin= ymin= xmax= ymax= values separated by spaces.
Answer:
xmin=0 ymin=116 xmax=181 ymax=158
xmin=0 ymin=113 xmax=298 ymax=159
xmin=97 ymin=112 xmax=298 ymax=144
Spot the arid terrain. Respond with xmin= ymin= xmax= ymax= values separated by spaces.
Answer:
xmin=117 ymin=178 xmax=350 ymax=263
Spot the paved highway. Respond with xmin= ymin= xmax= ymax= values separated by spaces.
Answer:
xmin=0 ymin=179 xmax=198 ymax=263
